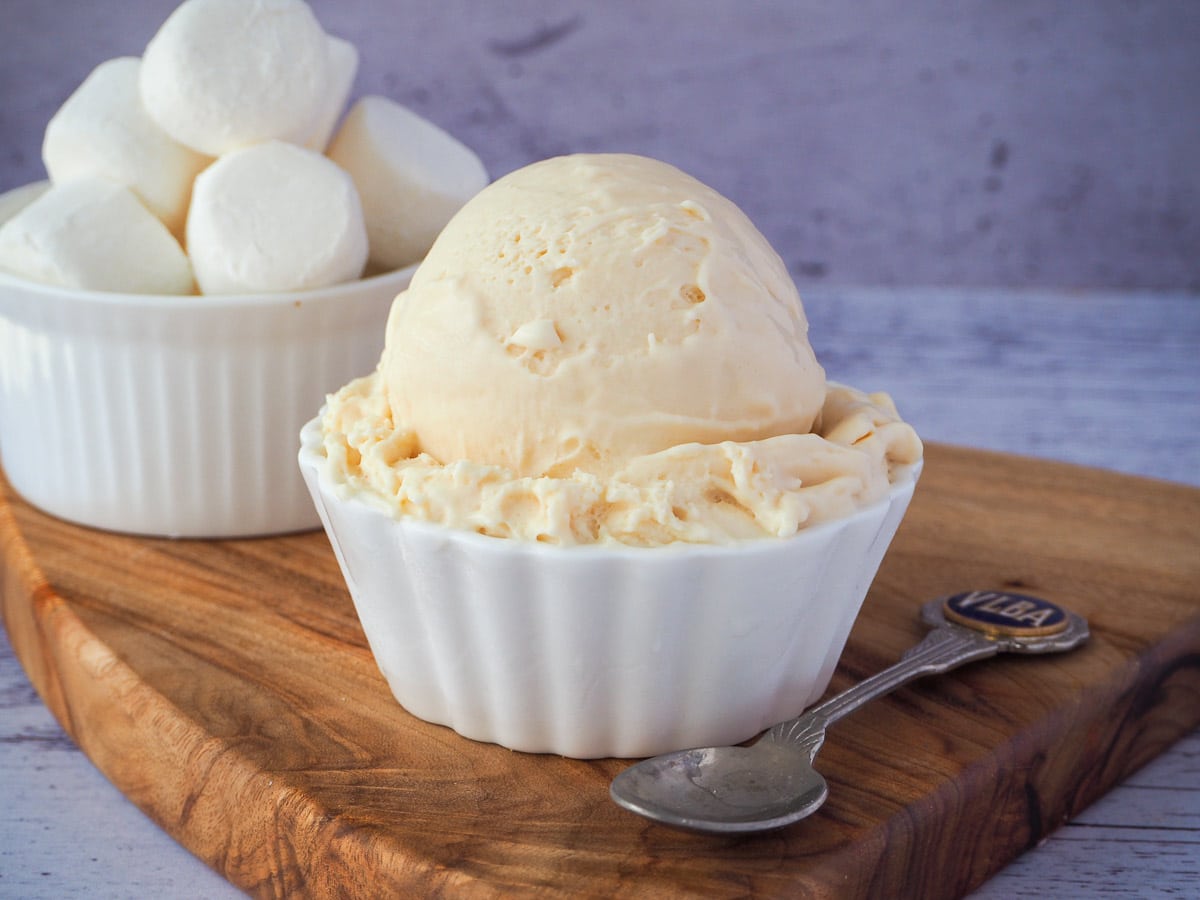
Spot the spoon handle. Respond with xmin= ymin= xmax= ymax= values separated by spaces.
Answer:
xmin=764 ymin=591 xmax=1090 ymax=762
xmin=765 ymin=624 xmax=999 ymax=760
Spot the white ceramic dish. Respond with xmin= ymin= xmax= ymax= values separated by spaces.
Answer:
xmin=0 ymin=183 xmax=416 ymax=538
xmin=299 ymin=414 xmax=921 ymax=758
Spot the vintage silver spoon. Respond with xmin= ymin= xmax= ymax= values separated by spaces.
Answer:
xmin=610 ymin=590 xmax=1089 ymax=834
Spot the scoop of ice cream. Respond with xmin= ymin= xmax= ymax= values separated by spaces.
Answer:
xmin=319 ymin=153 xmax=922 ymax=546
xmin=382 ymin=153 xmax=827 ymax=479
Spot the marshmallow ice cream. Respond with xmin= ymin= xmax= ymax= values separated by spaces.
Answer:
xmin=316 ymin=153 xmax=922 ymax=546
xmin=300 ymin=152 xmax=923 ymax=755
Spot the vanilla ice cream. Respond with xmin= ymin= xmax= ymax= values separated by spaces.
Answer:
xmin=316 ymin=153 xmax=922 ymax=546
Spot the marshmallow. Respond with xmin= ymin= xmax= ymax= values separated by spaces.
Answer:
xmin=327 ymin=96 xmax=488 ymax=271
xmin=303 ymin=36 xmax=359 ymax=152
xmin=42 ymin=57 xmax=211 ymax=237
xmin=0 ymin=181 xmax=49 ymax=228
xmin=0 ymin=177 xmax=193 ymax=295
xmin=187 ymin=141 xmax=368 ymax=294
xmin=140 ymin=0 xmax=330 ymax=156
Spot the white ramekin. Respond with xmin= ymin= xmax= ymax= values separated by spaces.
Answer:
xmin=0 ymin=184 xmax=416 ymax=537
xmin=299 ymin=415 xmax=921 ymax=758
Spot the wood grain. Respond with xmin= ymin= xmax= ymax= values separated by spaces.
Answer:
xmin=1 ymin=443 xmax=1198 ymax=899
xmin=976 ymin=726 xmax=1200 ymax=897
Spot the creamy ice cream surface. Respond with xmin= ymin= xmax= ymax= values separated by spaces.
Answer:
xmin=317 ymin=153 xmax=922 ymax=546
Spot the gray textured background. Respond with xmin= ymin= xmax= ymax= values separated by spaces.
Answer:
xmin=2 ymin=0 xmax=1198 ymax=290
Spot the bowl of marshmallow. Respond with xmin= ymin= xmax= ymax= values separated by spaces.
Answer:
xmin=0 ymin=0 xmax=487 ymax=537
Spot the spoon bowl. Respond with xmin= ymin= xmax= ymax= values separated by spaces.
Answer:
xmin=612 ymin=743 xmax=828 ymax=833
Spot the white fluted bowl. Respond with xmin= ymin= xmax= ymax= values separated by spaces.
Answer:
xmin=299 ymin=415 xmax=921 ymax=758
xmin=0 ymin=184 xmax=416 ymax=537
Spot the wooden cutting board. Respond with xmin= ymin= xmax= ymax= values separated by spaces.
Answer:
xmin=2 ymin=443 xmax=1198 ymax=899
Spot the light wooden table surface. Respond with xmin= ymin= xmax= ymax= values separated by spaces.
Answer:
xmin=1 ymin=286 xmax=1196 ymax=898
